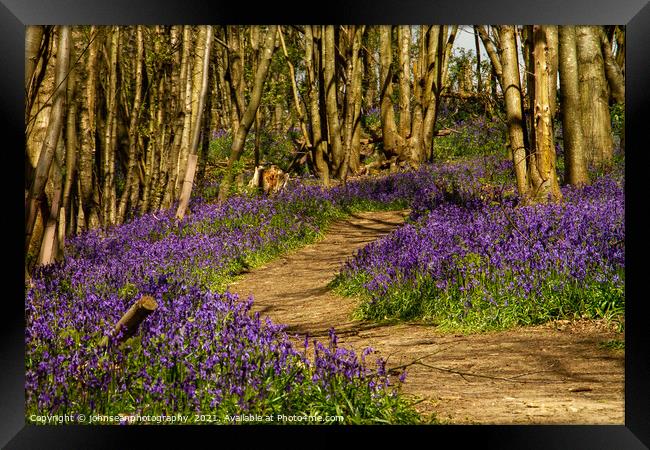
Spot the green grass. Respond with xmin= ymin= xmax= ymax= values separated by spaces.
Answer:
xmin=598 ymin=339 xmax=625 ymax=351
xmin=331 ymin=269 xmax=625 ymax=334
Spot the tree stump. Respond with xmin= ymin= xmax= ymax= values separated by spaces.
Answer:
xmin=99 ymin=295 xmax=158 ymax=348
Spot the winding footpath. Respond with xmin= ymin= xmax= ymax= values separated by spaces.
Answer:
xmin=228 ymin=210 xmax=624 ymax=424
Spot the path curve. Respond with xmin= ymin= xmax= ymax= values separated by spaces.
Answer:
xmin=229 ymin=210 xmax=624 ymax=424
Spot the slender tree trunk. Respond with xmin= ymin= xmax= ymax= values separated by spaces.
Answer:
xmin=558 ymin=25 xmax=589 ymax=186
xmin=102 ymin=26 xmax=120 ymax=226
xmin=25 ymin=26 xmax=70 ymax=260
xmin=422 ymin=26 xmax=444 ymax=161
xmin=117 ymin=26 xmax=144 ymax=222
xmin=528 ymin=25 xmax=562 ymax=202
xmin=474 ymin=27 xmax=482 ymax=94
xmin=545 ymin=26 xmax=559 ymax=120
xmin=576 ymin=25 xmax=613 ymax=168
xmin=177 ymin=25 xmax=213 ymax=220
xmin=408 ymin=27 xmax=424 ymax=164
xmin=322 ymin=25 xmax=344 ymax=175
xmin=340 ymin=26 xmax=364 ymax=181
xmin=397 ymin=26 xmax=411 ymax=141
xmin=305 ymin=26 xmax=330 ymax=185
xmin=499 ymin=25 xmax=528 ymax=196
xmin=217 ymin=26 xmax=277 ymax=202
xmin=362 ymin=27 xmax=378 ymax=111
xmin=62 ymin=68 xmax=78 ymax=240
xmin=77 ymin=26 xmax=100 ymax=230
xmin=163 ymin=26 xmax=190 ymax=208
xmin=175 ymin=27 xmax=196 ymax=198
xmin=278 ymin=26 xmax=312 ymax=149
xmin=597 ymin=26 xmax=625 ymax=104
xmin=614 ymin=26 xmax=625 ymax=77
xmin=379 ymin=25 xmax=404 ymax=159
xmin=25 ymin=26 xmax=45 ymax=116
xmin=476 ymin=25 xmax=503 ymax=90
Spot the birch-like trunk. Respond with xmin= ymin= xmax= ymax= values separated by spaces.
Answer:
xmin=528 ymin=25 xmax=562 ymax=202
xmin=499 ymin=25 xmax=529 ymax=196
xmin=558 ymin=26 xmax=589 ymax=186
xmin=176 ymin=25 xmax=213 ymax=220
xmin=217 ymin=26 xmax=277 ymax=202
xmin=576 ymin=25 xmax=613 ymax=167
xmin=25 ymin=26 xmax=70 ymax=259
xmin=322 ymin=25 xmax=344 ymax=175
xmin=305 ymin=26 xmax=330 ymax=185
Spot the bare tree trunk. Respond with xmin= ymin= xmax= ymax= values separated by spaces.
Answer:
xmin=474 ymin=27 xmax=482 ymax=94
xmin=528 ymin=25 xmax=562 ymax=202
xmin=25 ymin=25 xmax=45 ymax=115
xmin=614 ymin=26 xmax=625 ymax=77
xmin=78 ymin=26 xmax=101 ymax=230
xmin=545 ymin=26 xmax=559 ymax=120
xmin=422 ymin=26 xmax=445 ymax=161
xmin=217 ymin=26 xmax=277 ymax=202
xmin=597 ymin=26 xmax=625 ymax=104
xmin=305 ymin=26 xmax=330 ymax=185
xmin=322 ymin=25 xmax=344 ymax=175
xmin=38 ymin=185 xmax=61 ymax=266
xmin=177 ymin=25 xmax=213 ymax=220
xmin=102 ymin=26 xmax=120 ymax=226
xmin=25 ymin=26 xmax=70 ymax=260
xmin=340 ymin=26 xmax=364 ymax=181
xmin=117 ymin=26 xmax=144 ymax=222
xmin=62 ymin=68 xmax=77 ymax=241
xmin=379 ymin=26 xmax=402 ymax=158
xmin=408 ymin=26 xmax=427 ymax=164
xmin=278 ymin=26 xmax=312 ymax=149
xmin=499 ymin=25 xmax=529 ymax=197
xmin=558 ymin=25 xmax=589 ymax=186
xmin=175 ymin=26 xmax=196 ymax=198
xmin=397 ymin=26 xmax=411 ymax=141
xmin=476 ymin=25 xmax=503 ymax=89
xmin=576 ymin=25 xmax=613 ymax=168
xmin=362 ymin=27 xmax=378 ymax=111
xmin=162 ymin=26 xmax=190 ymax=209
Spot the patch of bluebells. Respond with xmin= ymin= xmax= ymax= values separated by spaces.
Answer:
xmin=336 ymin=164 xmax=624 ymax=326
xmin=26 ymin=171 xmax=434 ymax=422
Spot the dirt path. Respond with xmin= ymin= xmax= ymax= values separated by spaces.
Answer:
xmin=228 ymin=210 xmax=624 ymax=424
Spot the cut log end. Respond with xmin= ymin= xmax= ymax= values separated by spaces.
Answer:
xmin=99 ymin=295 xmax=158 ymax=348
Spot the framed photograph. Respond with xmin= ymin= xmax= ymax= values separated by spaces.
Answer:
xmin=5 ymin=0 xmax=649 ymax=448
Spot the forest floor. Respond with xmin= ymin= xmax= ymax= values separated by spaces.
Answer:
xmin=228 ymin=210 xmax=624 ymax=424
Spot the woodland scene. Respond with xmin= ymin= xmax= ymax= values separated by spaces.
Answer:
xmin=25 ymin=24 xmax=625 ymax=424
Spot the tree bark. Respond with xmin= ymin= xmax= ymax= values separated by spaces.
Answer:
xmin=322 ymin=25 xmax=344 ymax=175
xmin=77 ymin=26 xmax=101 ymax=231
xmin=476 ymin=25 xmax=503 ymax=89
xmin=499 ymin=25 xmax=529 ymax=196
xmin=597 ymin=26 xmax=625 ymax=104
xmin=25 ymin=26 xmax=70 ymax=260
xmin=528 ymin=25 xmax=562 ymax=202
xmin=576 ymin=25 xmax=613 ymax=168
xmin=25 ymin=25 xmax=45 ymax=116
xmin=176 ymin=25 xmax=213 ymax=219
xmin=340 ymin=26 xmax=365 ymax=181
xmin=379 ymin=25 xmax=402 ymax=157
xmin=99 ymin=295 xmax=158 ymax=348
xmin=545 ymin=25 xmax=559 ymax=120
xmin=217 ymin=25 xmax=277 ymax=202
xmin=305 ymin=26 xmax=330 ymax=185
xmin=117 ymin=26 xmax=144 ymax=222
xmin=558 ymin=26 xmax=589 ymax=186
xmin=397 ymin=26 xmax=411 ymax=141
xmin=102 ymin=26 xmax=120 ymax=226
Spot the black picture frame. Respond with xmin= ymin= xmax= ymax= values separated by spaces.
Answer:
xmin=3 ymin=0 xmax=649 ymax=448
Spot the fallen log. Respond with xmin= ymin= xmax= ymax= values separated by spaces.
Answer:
xmin=99 ymin=295 xmax=158 ymax=348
